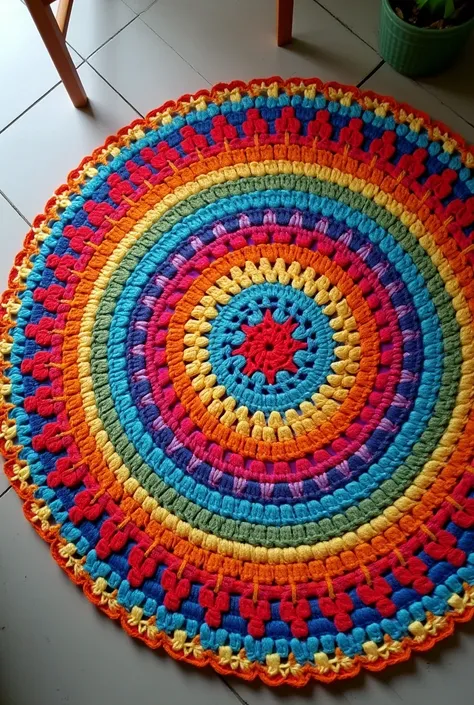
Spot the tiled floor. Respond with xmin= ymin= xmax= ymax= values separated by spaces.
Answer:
xmin=1 ymin=1 xmax=474 ymax=704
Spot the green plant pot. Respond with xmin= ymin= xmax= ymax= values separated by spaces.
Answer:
xmin=379 ymin=0 xmax=474 ymax=77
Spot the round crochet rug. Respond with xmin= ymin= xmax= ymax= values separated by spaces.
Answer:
xmin=2 ymin=77 xmax=474 ymax=687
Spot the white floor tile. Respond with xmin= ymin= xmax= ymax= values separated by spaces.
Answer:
xmin=230 ymin=674 xmax=404 ymax=705
xmin=141 ymin=0 xmax=380 ymax=86
xmin=418 ymin=36 xmax=474 ymax=131
xmin=64 ymin=0 xmax=136 ymax=58
xmin=0 ymin=1 xmax=82 ymax=132
xmin=0 ymin=63 xmax=138 ymax=223
xmin=0 ymin=489 xmax=241 ymax=705
xmin=89 ymin=18 xmax=209 ymax=116
xmin=363 ymin=64 xmax=474 ymax=144
xmin=315 ymin=0 xmax=381 ymax=50
xmin=122 ymin=0 xmax=157 ymax=13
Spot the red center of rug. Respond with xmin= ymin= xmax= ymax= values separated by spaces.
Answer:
xmin=232 ymin=309 xmax=307 ymax=384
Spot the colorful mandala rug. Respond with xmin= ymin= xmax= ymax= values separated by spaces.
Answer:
xmin=2 ymin=77 xmax=474 ymax=687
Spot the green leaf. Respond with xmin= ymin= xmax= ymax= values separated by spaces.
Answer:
xmin=431 ymin=0 xmax=447 ymax=13
xmin=444 ymin=0 xmax=456 ymax=17
xmin=416 ymin=0 xmax=454 ymax=18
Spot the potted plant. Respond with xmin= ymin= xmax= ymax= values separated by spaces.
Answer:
xmin=379 ymin=0 xmax=474 ymax=76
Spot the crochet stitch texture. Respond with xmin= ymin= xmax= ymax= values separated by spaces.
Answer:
xmin=1 ymin=77 xmax=474 ymax=687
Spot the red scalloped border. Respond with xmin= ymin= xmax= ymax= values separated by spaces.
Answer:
xmin=1 ymin=76 xmax=474 ymax=688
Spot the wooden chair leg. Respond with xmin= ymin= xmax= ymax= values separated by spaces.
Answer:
xmin=277 ymin=0 xmax=294 ymax=47
xmin=24 ymin=0 xmax=88 ymax=108
xmin=55 ymin=0 xmax=74 ymax=35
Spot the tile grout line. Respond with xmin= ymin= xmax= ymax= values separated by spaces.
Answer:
xmin=123 ymin=0 xmax=158 ymax=15
xmin=139 ymin=15 xmax=212 ymax=87
xmin=0 ymin=77 xmax=64 ymax=138
xmin=85 ymin=15 xmax=139 ymax=61
xmin=66 ymin=40 xmax=87 ymax=64
xmin=0 ymin=190 xmax=32 ymax=228
xmin=312 ymin=0 xmax=379 ymax=52
xmin=0 ymin=17 xmax=143 ymax=138
xmin=0 ymin=486 xmax=12 ymax=500
xmin=219 ymin=676 xmax=251 ymax=705
xmin=85 ymin=62 xmax=145 ymax=118
xmin=0 ymin=8 xmax=85 ymax=136
xmin=414 ymin=81 xmax=474 ymax=132
xmin=357 ymin=59 xmax=385 ymax=88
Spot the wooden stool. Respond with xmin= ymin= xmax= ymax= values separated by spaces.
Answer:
xmin=24 ymin=0 xmax=88 ymax=108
